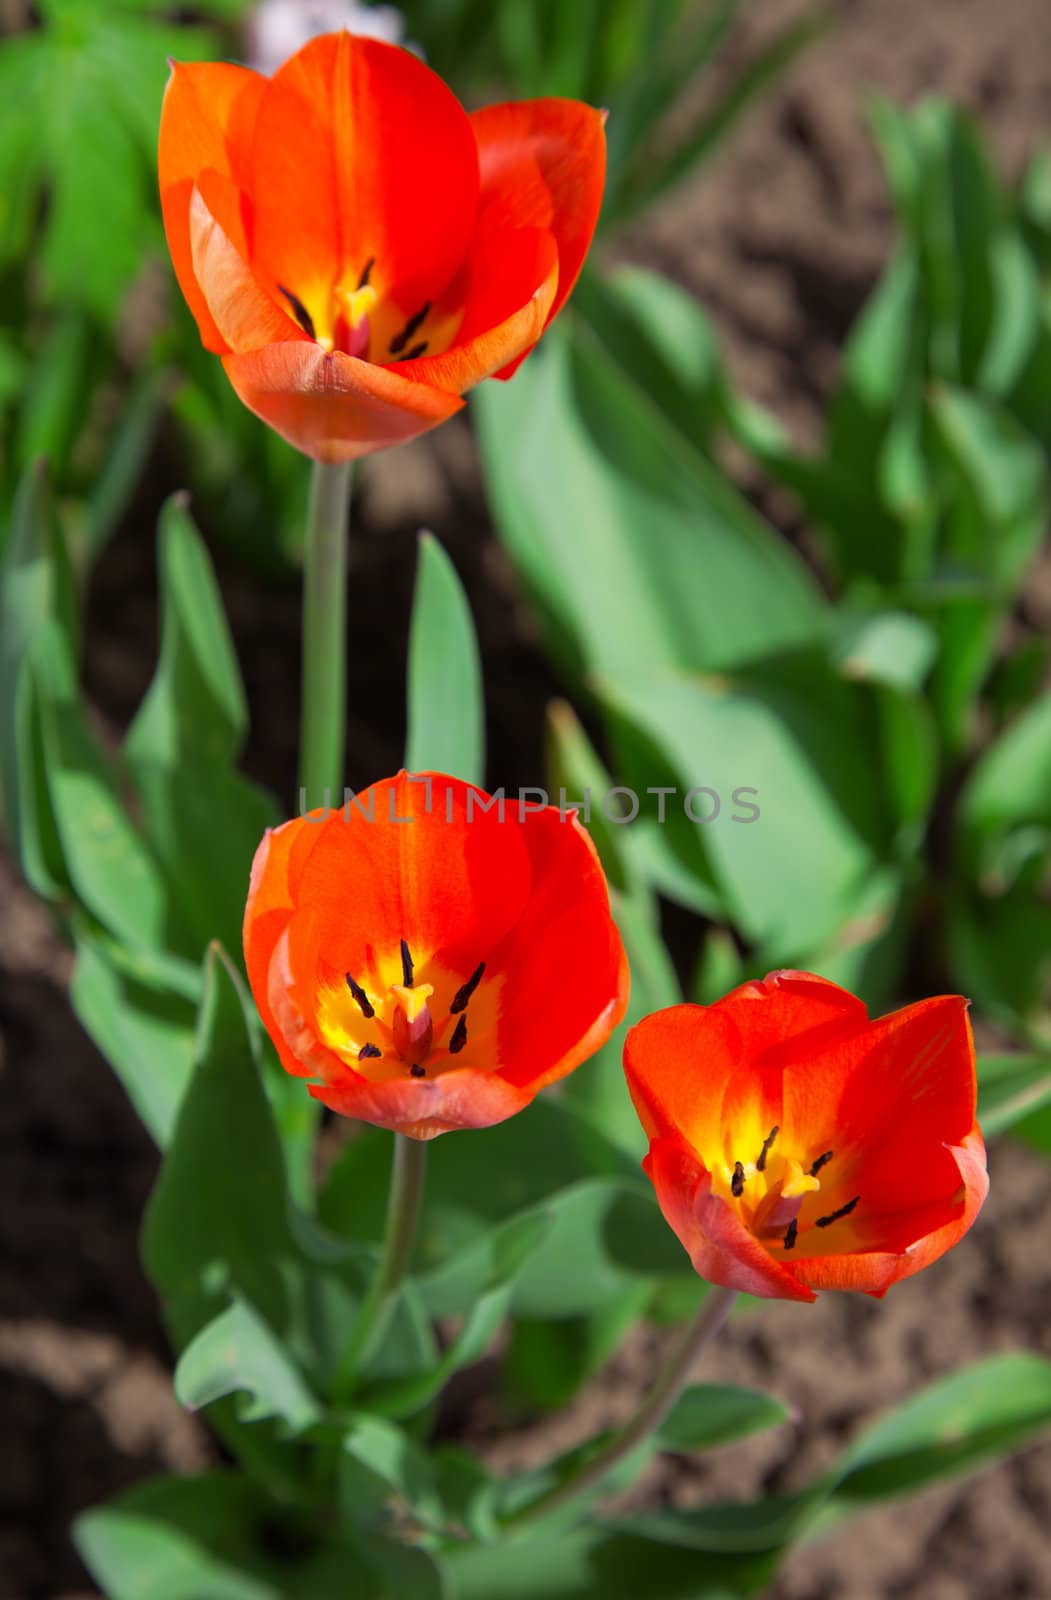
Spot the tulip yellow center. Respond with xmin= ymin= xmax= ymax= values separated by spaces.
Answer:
xmin=314 ymin=945 xmax=497 ymax=1083
xmin=714 ymin=1126 xmax=860 ymax=1254
xmin=277 ymin=257 xmax=464 ymax=365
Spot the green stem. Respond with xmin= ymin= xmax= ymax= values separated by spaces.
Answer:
xmin=333 ymin=1133 xmax=428 ymax=1403
xmin=299 ymin=459 xmax=353 ymax=811
xmin=507 ymin=1284 xmax=739 ymax=1528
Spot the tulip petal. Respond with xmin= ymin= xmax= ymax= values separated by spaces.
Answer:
xmin=190 ymin=183 xmax=302 ymax=353
xmin=645 ymin=1135 xmax=815 ymax=1302
xmin=310 ymin=1066 xmax=535 ymax=1141
xmin=388 ymin=227 xmax=558 ymax=395
xmin=624 ymin=975 xmax=869 ymax=1163
xmin=159 ymin=61 xmax=265 ymax=352
xmin=489 ymin=806 xmax=629 ymax=1093
xmin=249 ymin=33 xmax=479 ymax=318
xmin=285 ymin=775 xmax=533 ymax=999
xmin=470 ymin=98 xmax=606 ymax=376
xmin=794 ymin=995 xmax=977 ymax=1213
xmin=222 ymin=342 xmax=464 ymax=462
xmin=788 ymin=1128 xmax=989 ymax=1296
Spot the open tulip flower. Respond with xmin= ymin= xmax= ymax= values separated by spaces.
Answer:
xmin=624 ymin=972 xmax=988 ymax=1302
xmin=159 ymin=32 xmax=606 ymax=460
xmin=243 ymin=773 xmax=628 ymax=1138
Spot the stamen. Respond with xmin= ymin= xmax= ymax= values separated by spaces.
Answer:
xmin=409 ymin=1063 xmax=427 ymax=1078
xmin=450 ymin=962 xmax=486 ymax=1014
xmin=400 ymin=939 xmax=414 ymax=987
xmin=358 ymin=1042 xmax=381 ymax=1060
xmin=757 ymin=1126 xmax=780 ymax=1172
xmin=405 ymin=341 xmax=428 ymax=360
xmin=358 ymin=257 xmax=375 ymax=289
xmin=345 ymin=973 xmax=375 ymax=1019
xmin=810 ymin=1150 xmax=834 ymax=1177
xmin=731 ymin=1161 xmax=746 ymax=1197
xmin=278 ymin=284 xmax=317 ymax=341
xmin=784 ymin=1218 xmax=798 ymax=1251
xmin=816 ymin=1195 xmax=860 ymax=1228
xmin=389 ymin=301 xmax=431 ymax=354
xmin=449 ymin=1015 xmax=468 ymax=1055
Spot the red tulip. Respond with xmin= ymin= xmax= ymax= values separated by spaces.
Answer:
xmin=243 ymin=773 xmax=628 ymax=1139
xmin=623 ymin=972 xmax=988 ymax=1301
xmin=159 ymin=33 xmax=605 ymax=460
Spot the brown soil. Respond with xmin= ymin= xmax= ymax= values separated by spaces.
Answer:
xmin=4 ymin=2 xmax=1051 ymax=1596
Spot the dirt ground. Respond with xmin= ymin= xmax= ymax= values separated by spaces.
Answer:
xmin=3 ymin=1 xmax=1051 ymax=1595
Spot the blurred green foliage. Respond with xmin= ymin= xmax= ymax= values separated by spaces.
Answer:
xmin=478 ymin=98 xmax=1051 ymax=1095
xmin=0 ymin=0 xmax=818 ymax=572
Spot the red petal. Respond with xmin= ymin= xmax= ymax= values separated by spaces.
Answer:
xmin=310 ymin=1067 xmax=535 ymax=1140
xmin=388 ymin=227 xmax=558 ymax=395
xmin=248 ymin=33 xmax=478 ymax=315
xmin=221 ymin=342 xmax=464 ymax=461
xmin=790 ymin=1128 xmax=989 ymax=1296
xmin=243 ymin=815 xmax=328 ymax=1082
xmin=190 ymin=182 xmax=302 ymax=353
xmin=159 ymin=61 xmax=265 ymax=353
xmin=284 ymin=774 xmax=533 ymax=1005
xmin=789 ymin=995 xmax=977 ymax=1214
xmin=645 ymin=1135 xmax=815 ymax=1302
xmin=470 ymin=98 xmax=606 ymax=376
xmin=489 ymin=806 xmax=628 ymax=1092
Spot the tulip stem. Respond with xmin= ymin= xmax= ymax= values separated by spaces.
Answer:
xmin=506 ymin=1284 xmax=739 ymax=1529
xmin=299 ymin=459 xmax=353 ymax=811
xmin=332 ymin=1133 xmax=428 ymax=1402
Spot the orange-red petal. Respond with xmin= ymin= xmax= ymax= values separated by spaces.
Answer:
xmin=470 ymin=98 xmax=606 ymax=376
xmin=645 ymin=1135 xmax=815 ymax=1303
xmin=624 ymin=975 xmax=988 ymax=1301
xmin=388 ymin=227 xmax=559 ymax=394
xmin=159 ymin=61 xmax=265 ymax=352
xmin=787 ymin=1128 xmax=989 ymax=1296
xmin=190 ymin=183 xmax=302 ymax=353
xmin=221 ymin=342 xmax=464 ymax=462
xmin=489 ymin=806 xmax=629 ymax=1093
xmin=242 ymin=774 xmax=626 ymax=1138
xmin=248 ymin=33 xmax=478 ymax=314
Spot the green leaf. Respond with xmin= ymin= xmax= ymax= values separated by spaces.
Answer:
xmin=930 ymin=385 xmax=1048 ymax=591
xmin=0 ymin=464 xmax=76 ymax=896
xmin=320 ymin=1097 xmax=635 ymax=1259
xmin=657 ymin=1385 xmax=792 ymax=1453
xmin=75 ymin=1469 xmax=434 ymax=1600
xmin=506 ymin=1288 xmax=652 ymax=1412
xmin=141 ymin=944 xmax=300 ymax=1336
xmin=475 ymin=324 xmax=823 ymax=689
xmin=174 ymin=1298 xmax=322 ymax=1434
xmin=824 ymin=1352 xmax=1051 ymax=1512
xmin=367 ymin=1212 xmax=553 ymax=1417
xmin=601 ymin=662 xmax=889 ymax=958
xmin=14 ymin=309 xmax=99 ymax=479
xmin=82 ymin=365 xmax=172 ymax=559
xmin=976 ymin=1053 xmax=1051 ymax=1138
xmin=544 ymin=698 xmax=643 ymax=901
xmin=340 ymin=1413 xmax=444 ymax=1530
xmin=124 ymin=496 xmax=279 ymax=961
xmin=957 ymin=690 xmax=1051 ymax=879
xmin=832 ymin=610 xmax=937 ymax=692
xmin=570 ymin=266 xmax=725 ymax=457
xmin=510 ymin=1179 xmax=687 ymax=1319
xmin=562 ymin=891 xmax=679 ymax=1158
xmin=70 ymin=930 xmax=196 ymax=1146
xmin=30 ymin=619 xmax=167 ymax=949
xmin=445 ymin=1524 xmax=772 ymax=1599
xmin=405 ymin=533 xmax=484 ymax=784
xmin=615 ymin=1352 xmax=1051 ymax=1559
